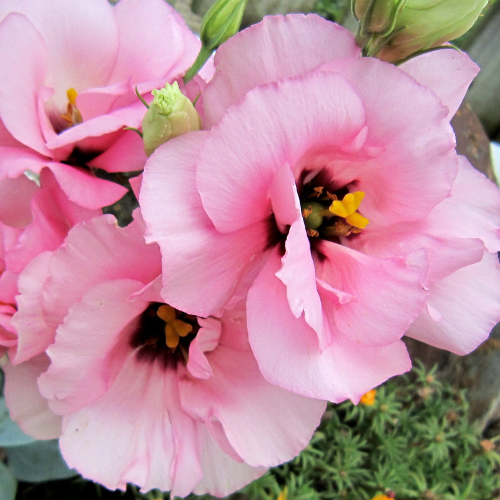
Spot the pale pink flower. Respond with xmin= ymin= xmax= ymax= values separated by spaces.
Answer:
xmin=0 ymin=169 xmax=99 ymax=356
xmin=4 ymin=213 xmax=326 ymax=496
xmin=140 ymin=14 xmax=500 ymax=403
xmin=0 ymin=0 xmax=200 ymax=209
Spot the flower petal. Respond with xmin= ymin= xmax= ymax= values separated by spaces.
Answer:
xmin=247 ymin=248 xmax=411 ymax=402
xmin=10 ymin=0 xmax=119 ymax=110
xmin=203 ymin=13 xmax=360 ymax=127
xmin=3 ymin=354 xmax=61 ymax=440
xmin=428 ymin=156 xmax=500 ymax=252
xmin=11 ymin=251 xmax=54 ymax=364
xmin=315 ymin=241 xmax=428 ymax=346
xmin=277 ymin=218 xmax=332 ymax=348
xmin=141 ymin=132 xmax=268 ymax=316
xmin=87 ymin=129 xmax=147 ymax=173
xmin=180 ymin=304 xmax=326 ymax=467
xmin=40 ymin=215 xmax=161 ymax=335
xmin=400 ymin=48 xmax=479 ymax=120
xmin=198 ymin=72 xmax=366 ymax=233
xmin=38 ymin=279 xmax=149 ymax=414
xmin=0 ymin=175 xmax=39 ymax=228
xmin=0 ymin=13 xmax=50 ymax=155
xmin=47 ymin=163 xmax=128 ymax=209
xmin=406 ymin=252 xmax=500 ymax=355
xmin=58 ymin=358 xmax=200 ymax=493
xmin=109 ymin=0 xmax=200 ymax=85
xmin=318 ymin=56 xmax=458 ymax=225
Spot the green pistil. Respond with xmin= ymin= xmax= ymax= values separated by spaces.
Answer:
xmin=301 ymin=201 xmax=331 ymax=230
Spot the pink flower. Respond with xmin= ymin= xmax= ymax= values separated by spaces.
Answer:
xmin=4 ymin=213 xmax=325 ymax=495
xmin=140 ymin=14 xmax=500 ymax=403
xmin=0 ymin=169 xmax=99 ymax=356
xmin=0 ymin=0 xmax=200 ymax=209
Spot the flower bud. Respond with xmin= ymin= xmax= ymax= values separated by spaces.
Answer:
xmin=141 ymin=82 xmax=201 ymax=156
xmin=354 ymin=0 xmax=488 ymax=62
xmin=356 ymin=0 xmax=405 ymax=37
xmin=200 ymin=0 xmax=248 ymax=50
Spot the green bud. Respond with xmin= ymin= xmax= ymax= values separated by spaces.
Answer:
xmin=200 ymin=0 xmax=248 ymax=50
xmin=184 ymin=0 xmax=248 ymax=84
xmin=141 ymin=82 xmax=201 ymax=156
xmin=354 ymin=0 xmax=488 ymax=61
xmin=356 ymin=0 xmax=406 ymax=37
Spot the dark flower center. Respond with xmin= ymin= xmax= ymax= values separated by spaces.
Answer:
xmin=130 ymin=302 xmax=199 ymax=370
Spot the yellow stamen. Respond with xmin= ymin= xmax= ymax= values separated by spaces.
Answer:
xmin=346 ymin=212 xmax=369 ymax=229
xmin=329 ymin=199 xmax=349 ymax=218
xmin=165 ymin=323 xmax=180 ymax=349
xmin=171 ymin=319 xmax=193 ymax=338
xmin=67 ymin=88 xmax=78 ymax=106
xmin=329 ymin=191 xmax=369 ymax=230
xmin=157 ymin=304 xmax=176 ymax=323
xmin=158 ymin=304 xmax=194 ymax=350
xmin=360 ymin=389 xmax=377 ymax=406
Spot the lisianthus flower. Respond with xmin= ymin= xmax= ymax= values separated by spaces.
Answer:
xmin=0 ymin=0 xmax=200 ymax=209
xmin=4 ymin=213 xmax=325 ymax=496
xmin=0 ymin=169 xmax=99 ymax=357
xmin=140 ymin=14 xmax=500 ymax=403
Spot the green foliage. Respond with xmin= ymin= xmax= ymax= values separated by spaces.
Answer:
xmin=180 ymin=363 xmax=500 ymax=500
xmin=313 ymin=0 xmax=351 ymax=24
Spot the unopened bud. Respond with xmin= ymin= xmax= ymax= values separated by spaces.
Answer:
xmin=141 ymin=82 xmax=201 ymax=156
xmin=200 ymin=0 xmax=248 ymax=50
xmin=356 ymin=0 xmax=405 ymax=37
xmin=354 ymin=0 xmax=488 ymax=62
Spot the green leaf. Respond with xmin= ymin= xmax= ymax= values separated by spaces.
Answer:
xmin=0 ymin=397 xmax=36 ymax=447
xmin=0 ymin=462 xmax=16 ymax=500
xmin=5 ymin=439 xmax=78 ymax=482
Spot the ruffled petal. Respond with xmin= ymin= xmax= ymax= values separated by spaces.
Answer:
xmin=400 ymin=48 xmax=479 ymax=120
xmin=38 ymin=279 xmax=149 ymax=414
xmin=0 ymin=13 xmax=50 ymax=155
xmin=58 ymin=358 xmax=199 ymax=493
xmin=351 ymin=222 xmax=486 ymax=287
xmin=5 ymin=168 xmax=100 ymax=274
xmin=0 ymin=175 xmax=39 ymax=228
xmin=109 ymin=0 xmax=200 ymax=85
xmin=318 ymin=56 xmax=458 ymax=225
xmin=47 ymin=163 xmax=127 ymax=209
xmin=186 ymin=318 xmax=222 ymax=380
xmin=41 ymin=215 xmax=161 ymax=334
xmin=406 ymin=253 xmax=500 ymax=355
xmin=315 ymin=241 xmax=428 ymax=346
xmin=0 ymin=147 xmax=51 ymax=180
xmin=10 ymin=0 xmax=119 ymax=111
xmin=11 ymin=251 xmax=54 ymax=364
xmin=248 ymin=248 xmax=411 ymax=401
xmin=181 ymin=303 xmax=326 ymax=467
xmin=277 ymin=218 xmax=331 ymax=348
xmin=198 ymin=72 xmax=366 ymax=233
xmin=203 ymin=13 xmax=360 ymax=127
xmin=141 ymin=132 xmax=268 ymax=317
xmin=45 ymin=100 xmax=147 ymax=150
xmin=428 ymin=156 xmax=500 ymax=252
xmin=3 ymin=354 xmax=61 ymax=440
xmin=87 ymin=130 xmax=147 ymax=173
